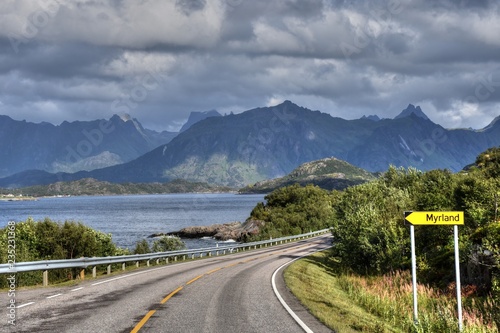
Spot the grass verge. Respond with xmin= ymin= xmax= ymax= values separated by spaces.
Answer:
xmin=284 ymin=250 xmax=498 ymax=333
xmin=284 ymin=250 xmax=402 ymax=332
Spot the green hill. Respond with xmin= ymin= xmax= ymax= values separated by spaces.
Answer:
xmin=239 ymin=157 xmax=376 ymax=193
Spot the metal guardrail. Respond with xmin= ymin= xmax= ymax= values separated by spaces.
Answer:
xmin=0 ymin=229 xmax=331 ymax=285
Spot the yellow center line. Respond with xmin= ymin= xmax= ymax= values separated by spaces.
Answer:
xmin=206 ymin=267 xmax=222 ymax=275
xmin=160 ymin=286 xmax=183 ymax=304
xmin=130 ymin=251 xmax=277 ymax=332
xmin=130 ymin=310 xmax=156 ymax=333
xmin=186 ymin=274 xmax=204 ymax=285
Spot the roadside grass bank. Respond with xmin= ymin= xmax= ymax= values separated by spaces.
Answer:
xmin=284 ymin=251 xmax=498 ymax=333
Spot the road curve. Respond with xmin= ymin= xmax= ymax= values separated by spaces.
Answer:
xmin=2 ymin=235 xmax=333 ymax=333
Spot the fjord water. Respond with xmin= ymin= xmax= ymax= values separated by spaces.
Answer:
xmin=0 ymin=193 xmax=265 ymax=249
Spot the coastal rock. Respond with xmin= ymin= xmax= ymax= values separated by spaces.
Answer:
xmin=152 ymin=220 xmax=265 ymax=242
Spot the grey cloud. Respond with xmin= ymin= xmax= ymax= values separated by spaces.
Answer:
xmin=0 ymin=0 xmax=498 ymax=131
xmin=175 ymin=0 xmax=207 ymax=15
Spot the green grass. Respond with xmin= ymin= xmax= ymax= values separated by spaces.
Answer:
xmin=284 ymin=251 xmax=498 ymax=333
xmin=284 ymin=251 xmax=402 ymax=332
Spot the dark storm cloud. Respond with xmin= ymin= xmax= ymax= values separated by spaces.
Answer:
xmin=0 ymin=0 xmax=498 ymax=131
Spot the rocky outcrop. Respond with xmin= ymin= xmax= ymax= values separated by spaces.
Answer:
xmin=151 ymin=220 xmax=265 ymax=242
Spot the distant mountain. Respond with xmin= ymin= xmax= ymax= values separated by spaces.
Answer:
xmin=1 ymin=101 xmax=499 ymax=188
xmin=0 ymin=114 xmax=177 ymax=177
xmin=394 ymin=104 xmax=430 ymax=121
xmin=239 ymin=157 xmax=376 ymax=193
xmin=180 ymin=110 xmax=222 ymax=132
xmin=482 ymin=115 xmax=500 ymax=131
xmin=361 ymin=115 xmax=381 ymax=121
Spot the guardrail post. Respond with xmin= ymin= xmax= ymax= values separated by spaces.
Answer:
xmin=43 ymin=270 xmax=48 ymax=286
xmin=79 ymin=268 xmax=85 ymax=280
xmin=136 ymin=261 xmax=139 ymax=268
xmin=147 ymin=260 xmax=150 ymax=267
xmin=156 ymin=259 xmax=160 ymax=265
xmin=183 ymin=255 xmax=186 ymax=261
xmin=174 ymin=256 xmax=177 ymax=262
xmin=107 ymin=264 xmax=111 ymax=275
xmin=166 ymin=257 xmax=169 ymax=264
xmin=191 ymin=254 xmax=195 ymax=260
xmin=208 ymin=252 xmax=212 ymax=257
xmin=92 ymin=266 xmax=97 ymax=278
xmin=122 ymin=263 xmax=126 ymax=271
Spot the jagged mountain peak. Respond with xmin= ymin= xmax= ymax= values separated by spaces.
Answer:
xmin=118 ymin=113 xmax=132 ymax=122
xmin=361 ymin=115 xmax=381 ymax=121
xmin=394 ymin=104 xmax=430 ymax=121
xmin=482 ymin=115 xmax=500 ymax=131
xmin=180 ymin=109 xmax=222 ymax=132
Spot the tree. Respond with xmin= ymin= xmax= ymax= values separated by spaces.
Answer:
xmin=331 ymin=180 xmax=411 ymax=274
xmin=474 ymin=146 xmax=500 ymax=178
xmin=248 ymin=184 xmax=335 ymax=240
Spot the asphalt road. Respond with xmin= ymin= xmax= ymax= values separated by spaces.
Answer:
xmin=2 ymin=235 xmax=333 ymax=333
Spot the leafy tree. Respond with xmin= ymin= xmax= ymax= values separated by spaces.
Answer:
xmin=474 ymin=146 xmax=500 ymax=178
xmin=454 ymin=173 xmax=499 ymax=229
xmin=331 ymin=180 xmax=411 ymax=274
xmin=248 ymin=184 xmax=335 ymax=240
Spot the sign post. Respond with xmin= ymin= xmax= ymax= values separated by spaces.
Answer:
xmin=410 ymin=224 xmax=418 ymax=323
xmin=404 ymin=211 xmax=464 ymax=331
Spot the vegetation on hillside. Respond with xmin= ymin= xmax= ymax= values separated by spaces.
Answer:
xmin=0 ymin=178 xmax=233 ymax=197
xmin=239 ymin=157 xmax=376 ymax=193
xmin=247 ymin=184 xmax=336 ymax=239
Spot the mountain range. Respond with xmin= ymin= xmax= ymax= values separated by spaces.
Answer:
xmin=0 ymin=114 xmax=176 ymax=178
xmin=1 ymin=101 xmax=499 ymax=188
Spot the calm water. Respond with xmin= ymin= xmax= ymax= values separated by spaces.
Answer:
xmin=0 ymin=193 xmax=265 ymax=250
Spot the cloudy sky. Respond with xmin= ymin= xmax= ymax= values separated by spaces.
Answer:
xmin=1 ymin=0 xmax=499 ymax=131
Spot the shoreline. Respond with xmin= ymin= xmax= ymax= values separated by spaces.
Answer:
xmin=0 ymin=197 xmax=38 ymax=202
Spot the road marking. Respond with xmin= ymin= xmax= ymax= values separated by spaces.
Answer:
xmin=71 ymin=287 xmax=84 ymax=292
xmin=127 ymin=242 xmax=328 ymax=333
xmin=160 ymin=286 xmax=183 ymax=305
xmin=271 ymin=247 xmax=331 ymax=333
xmin=16 ymin=302 xmax=35 ymax=309
xmin=130 ymin=310 xmax=156 ymax=333
xmin=46 ymin=294 xmax=62 ymax=299
xmin=186 ymin=274 xmax=203 ymax=285
xmin=206 ymin=267 xmax=222 ymax=275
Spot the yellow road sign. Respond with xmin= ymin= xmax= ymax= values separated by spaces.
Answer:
xmin=405 ymin=211 xmax=464 ymax=225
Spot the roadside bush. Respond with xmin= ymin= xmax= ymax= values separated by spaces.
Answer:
xmin=0 ymin=218 xmax=124 ymax=288
xmin=152 ymin=236 xmax=186 ymax=252
xmin=247 ymin=184 xmax=335 ymax=240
